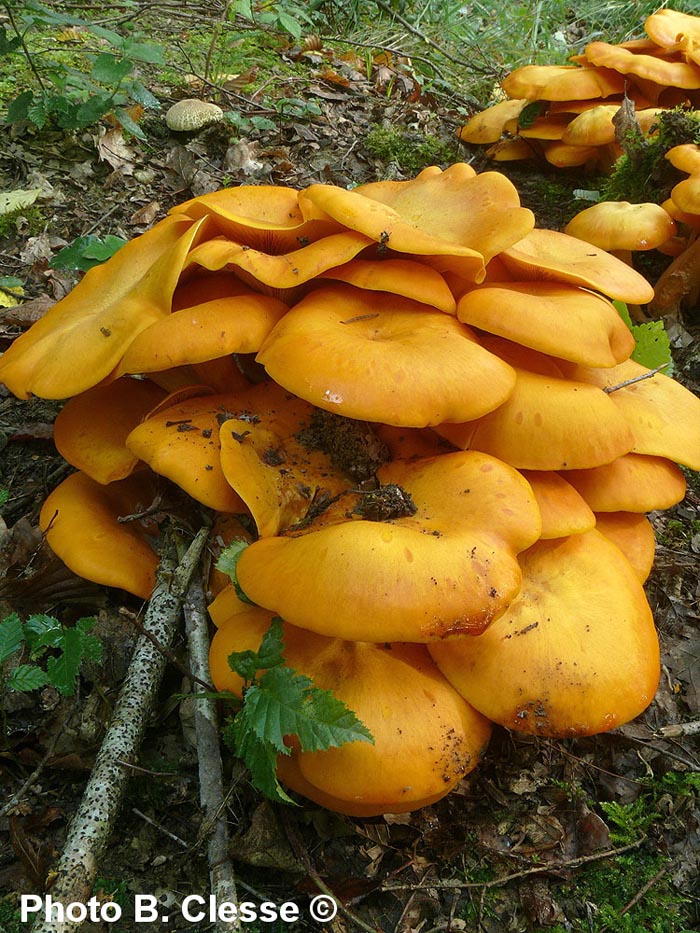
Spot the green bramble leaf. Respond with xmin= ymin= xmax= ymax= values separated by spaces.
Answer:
xmin=0 ymin=26 xmax=22 ymax=55
xmin=23 ymin=613 xmax=63 ymax=652
xmin=0 ymin=613 xmax=24 ymax=664
xmin=6 ymin=665 xmax=51 ymax=692
xmin=216 ymin=539 xmax=256 ymax=605
xmin=50 ymin=234 xmax=127 ymax=272
xmin=6 ymin=90 xmax=34 ymax=124
xmin=613 ymin=301 xmax=673 ymax=374
xmin=113 ymin=107 xmax=147 ymax=140
xmin=44 ymin=621 xmax=101 ymax=696
xmin=222 ymin=618 xmax=374 ymax=805
xmin=518 ymin=101 xmax=545 ymax=129
xmin=91 ymin=52 xmax=133 ymax=84
xmin=227 ymin=616 xmax=285 ymax=681
xmin=0 ymin=488 xmax=9 ymax=507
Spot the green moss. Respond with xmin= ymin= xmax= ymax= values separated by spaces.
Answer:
xmin=365 ymin=125 xmax=458 ymax=173
xmin=0 ymin=205 xmax=45 ymax=239
xmin=601 ymin=108 xmax=700 ymax=205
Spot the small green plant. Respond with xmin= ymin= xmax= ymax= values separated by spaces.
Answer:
xmin=366 ymin=125 xmax=456 ymax=173
xmin=50 ymin=234 xmax=127 ymax=272
xmin=614 ymin=301 xmax=673 ymax=374
xmin=0 ymin=612 xmax=102 ymax=694
xmin=1 ymin=0 xmax=163 ymax=137
xmin=220 ymin=616 xmax=374 ymax=804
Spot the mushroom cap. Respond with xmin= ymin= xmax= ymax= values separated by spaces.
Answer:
xmin=501 ymin=64 xmax=626 ymax=101
xmin=320 ymin=258 xmax=456 ymax=314
xmin=563 ymin=202 xmax=677 ymax=252
xmin=500 ymin=228 xmax=656 ymax=304
xmin=39 ymin=471 xmax=160 ymax=598
xmin=584 ymin=41 xmax=700 ymax=89
xmin=236 ymin=451 xmax=541 ymax=643
xmin=54 ymin=378 xmax=167 ymax=485
xmin=665 ymin=143 xmax=700 ymax=175
xmin=562 ymin=359 xmax=700 ymax=471
xmin=125 ymin=392 xmax=248 ymax=512
xmin=165 ymin=98 xmax=224 ymax=132
xmin=671 ymin=173 xmax=700 ymax=215
xmin=564 ymin=453 xmax=686 ymax=512
xmin=645 ymin=9 xmax=700 ymax=50
xmin=434 ymin=342 xmax=635 ymax=471
xmin=457 ymin=99 xmax=529 ymax=143
xmin=217 ymin=381 xmax=356 ymax=537
xmin=184 ymin=229 xmax=372 ymax=290
xmin=513 ymin=113 xmax=572 ymax=140
xmin=210 ymin=607 xmax=491 ymax=816
xmin=456 ymin=281 xmax=635 ymax=367
xmin=520 ymin=470 xmax=595 ymax=539
xmin=170 ymin=185 xmax=343 ymax=253
xmin=299 ymin=165 xmax=535 ymax=274
xmin=0 ymin=215 xmax=202 ymax=399
xmin=562 ymin=105 xmax=664 ymax=146
xmin=117 ymin=288 xmax=288 ymax=376
xmin=594 ymin=512 xmax=656 ymax=583
xmin=543 ymin=142 xmax=600 ymax=168
xmin=485 ymin=138 xmax=537 ymax=161
xmin=429 ymin=530 xmax=660 ymax=737
xmin=256 ymin=283 xmax=516 ymax=427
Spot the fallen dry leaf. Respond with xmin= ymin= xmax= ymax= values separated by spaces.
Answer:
xmin=97 ymin=128 xmax=137 ymax=175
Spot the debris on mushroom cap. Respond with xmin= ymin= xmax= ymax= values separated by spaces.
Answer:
xmin=429 ymin=529 xmax=660 ymax=738
xmin=165 ymin=98 xmax=224 ymax=132
xmin=235 ymin=451 xmax=541 ymax=643
xmin=210 ymin=606 xmax=492 ymax=816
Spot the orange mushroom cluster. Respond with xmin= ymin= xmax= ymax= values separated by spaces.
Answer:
xmin=2 ymin=163 xmax=700 ymax=816
xmin=459 ymin=8 xmax=700 ymax=171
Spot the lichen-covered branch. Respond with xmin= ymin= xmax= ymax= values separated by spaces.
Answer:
xmin=31 ymin=528 xmax=209 ymax=933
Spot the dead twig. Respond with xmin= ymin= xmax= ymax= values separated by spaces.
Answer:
xmin=30 ymin=527 xmax=209 ymax=933
xmin=381 ymin=836 xmax=648 ymax=893
xmin=654 ymin=720 xmax=700 ymax=738
xmin=184 ymin=574 xmax=240 ymax=933
xmin=131 ymin=807 xmax=190 ymax=850
xmin=603 ymin=364 xmax=669 ymax=393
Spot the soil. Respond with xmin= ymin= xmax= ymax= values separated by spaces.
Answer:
xmin=2 ymin=5 xmax=700 ymax=933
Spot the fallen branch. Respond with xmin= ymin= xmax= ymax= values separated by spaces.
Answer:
xmin=654 ymin=720 xmax=700 ymax=738
xmin=381 ymin=836 xmax=648 ymax=893
xmin=603 ymin=364 xmax=669 ymax=394
xmin=184 ymin=574 xmax=240 ymax=933
xmin=31 ymin=527 xmax=209 ymax=933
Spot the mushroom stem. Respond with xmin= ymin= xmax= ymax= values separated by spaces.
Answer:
xmin=30 ymin=529 xmax=209 ymax=933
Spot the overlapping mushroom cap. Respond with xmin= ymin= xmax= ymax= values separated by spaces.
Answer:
xmin=429 ymin=530 xmax=660 ymax=737
xmin=210 ymin=607 xmax=491 ymax=816
xmin=235 ymin=451 xmax=541 ymax=643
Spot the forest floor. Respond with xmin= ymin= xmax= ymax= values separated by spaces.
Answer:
xmin=1 ymin=3 xmax=700 ymax=932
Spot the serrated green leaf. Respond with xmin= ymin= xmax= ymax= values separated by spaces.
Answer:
xmin=6 ymin=90 xmax=34 ymax=124
xmin=245 ymin=665 xmax=374 ymax=753
xmin=216 ymin=539 xmax=256 ymax=605
xmin=123 ymin=80 xmax=160 ymax=110
xmin=7 ymin=664 xmax=51 ymax=692
xmin=73 ymin=94 xmax=113 ymax=128
xmin=87 ymin=24 xmax=126 ymax=49
xmin=276 ymin=10 xmax=303 ymax=38
xmin=0 ymin=488 xmax=9 ymax=506
xmin=23 ymin=614 xmax=63 ymax=651
xmin=45 ymin=625 xmax=101 ymax=695
xmin=0 ymin=26 xmax=22 ymax=55
xmin=227 ymin=616 xmax=285 ymax=681
xmin=631 ymin=320 xmax=673 ymax=373
xmin=518 ymin=101 xmax=545 ymax=129
xmin=50 ymin=234 xmax=126 ymax=271
xmin=231 ymin=716 xmax=296 ymax=804
xmin=91 ymin=53 xmax=133 ymax=84
xmin=0 ymin=613 xmax=24 ymax=664
xmin=113 ymin=107 xmax=146 ymax=140
xmin=613 ymin=299 xmax=633 ymax=329
xmin=122 ymin=39 xmax=164 ymax=64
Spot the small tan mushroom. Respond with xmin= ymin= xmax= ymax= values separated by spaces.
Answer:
xmin=165 ymin=98 xmax=224 ymax=132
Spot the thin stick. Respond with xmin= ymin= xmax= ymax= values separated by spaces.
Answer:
xmin=381 ymin=836 xmax=648 ymax=893
xmin=131 ymin=807 xmax=190 ymax=850
xmin=184 ymin=575 xmax=240 ymax=933
xmin=620 ymin=864 xmax=668 ymax=916
xmin=31 ymin=528 xmax=209 ymax=933
xmin=654 ymin=720 xmax=700 ymax=738
xmin=604 ymin=364 xmax=668 ymax=393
